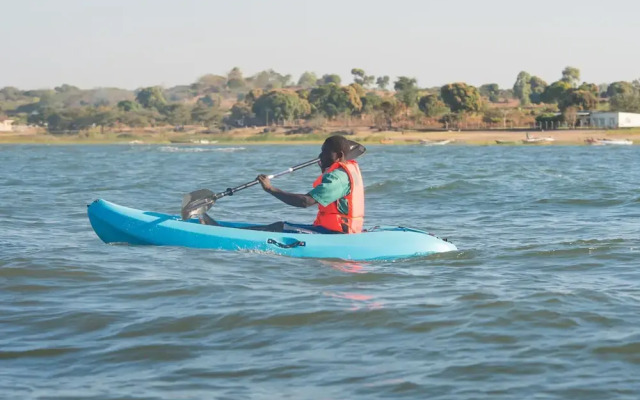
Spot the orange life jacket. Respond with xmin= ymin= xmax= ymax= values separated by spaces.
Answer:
xmin=312 ymin=160 xmax=364 ymax=233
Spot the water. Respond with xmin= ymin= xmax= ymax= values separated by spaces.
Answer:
xmin=1 ymin=143 xmax=639 ymax=399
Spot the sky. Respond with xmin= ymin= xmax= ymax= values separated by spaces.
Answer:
xmin=2 ymin=0 xmax=639 ymax=90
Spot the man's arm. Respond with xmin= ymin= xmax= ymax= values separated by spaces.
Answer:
xmin=257 ymin=174 xmax=317 ymax=208
xmin=266 ymin=187 xmax=317 ymax=208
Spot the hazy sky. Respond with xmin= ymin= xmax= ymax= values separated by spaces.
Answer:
xmin=2 ymin=0 xmax=639 ymax=90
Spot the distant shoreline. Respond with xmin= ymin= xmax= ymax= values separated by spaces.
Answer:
xmin=0 ymin=127 xmax=638 ymax=146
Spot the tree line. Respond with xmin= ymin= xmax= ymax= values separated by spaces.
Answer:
xmin=1 ymin=66 xmax=639 ymax=133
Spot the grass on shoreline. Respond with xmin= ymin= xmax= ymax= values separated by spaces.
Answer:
xmin=0 ymin=130 xmax=411 ymax=145
xmin=1 ymin=127 xmax=639 ymax=145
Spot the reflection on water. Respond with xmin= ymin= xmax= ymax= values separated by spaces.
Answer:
xmin=323 ymin=291 xmax=383 ymax=311
xmin=323 ymin=260 xmax=368 ymax=274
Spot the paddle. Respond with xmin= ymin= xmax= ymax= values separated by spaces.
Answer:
xmin=180 ymin=139 xmax=366 ymax=220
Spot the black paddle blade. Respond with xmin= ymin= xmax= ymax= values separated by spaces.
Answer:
xmin=181 ymin=189 xmax=216 ymax=220
xmin=346 ymin=140 xmax=366 ymax=160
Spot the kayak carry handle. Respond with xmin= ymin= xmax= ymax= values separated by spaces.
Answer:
xmin=267 ymin=238 xmax=306 ymax=249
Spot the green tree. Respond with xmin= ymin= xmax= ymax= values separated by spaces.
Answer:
xmin=348 ymin=83 xmax=366 ymax=98
xmin=45 ymin=107 xmax=95 ymax=132
xmin=606 ymin=81 xmax=634 ymax=97
xmin=45 ymin=112 xmax=73 ymax=132
xmin=163 ymin=85 xmax=194 ymax=102
xmin=376 ymin=76 xmax=390 ymax=90
xmin=482 ymin=108 xmax=508 ymax=125
xmin=165 ymin=104 xmax=192 ymax=125
xmin=440 ymin=83 xmax=483 ymax=112
xmin=393 ymin=76 xmax=417 ymax=92
xmin=360 ymin=92 xmax=383 ymax=115
xmin=513 ymin=71 xmax=531 ymax=105
xmin=535 ymin=112 xmax=563 ymax=128
xmin=250 ymin=69 xmax=290 ymax=89
xmin=439 ymin=112 xmax=462 ymax=129
xmin=393 ymin=77 xmax=419 ymax=108
xmin=225 ymin=102 xmax=254 ymax=127
xmin=377 ymin=97 xmax=402 ymax=128
xmin=23 ymin=89 xmax=55 ymax=101
xmin=135 ymin=87 xmax=166 ymax=110
xmin=87 ymin=88 xmax=134 ymax=107
xmin=418 ymin=94 xmax=450 ymax=117
xmin=226 ymin=67 xmax=246 ymax=90
xmin=561 ymin=66 xmax=580 ymax=88
xmin=118 ymin=108 xmax=162 ymax=127
xmin=308 ymin=84 xmax=352 ymax=119
xmin=343 ymin=85 xmax=363 ymax=112
xmin=559 ymin=89 xmax=597 ymax=111
xmin=317 ymin=74 xmax=342 ymax=86
xmin=610 ymin=89 xmax=640 ymax=113
xmin=529 ymin=76 xmax=548 ymax=104
xmin=243 ymin=89 xmax=264 ymax=106
xmin=296 ymin=88 xmax=310 ymax=100
xmin=252 ymin=90 xmax=308 ymax=125
xmin=395 ymin=90 xmax=419 ymax=109
xmin=197 ymin=94 xmax=220 ymax=107
xmin=501 ymin=88 xmax=514 ymax=100
xmin=541 ymin=80 xmax=572 ymax=104
xmin=597 ymin=83 xmax=609 ymax=97
xmin=297 ymin=72 xmax=318 ymax=89
xmin=54 ymin=84 xmax=81 ymax=93
xmin=351 ymin=68 xmax=375 ymax=88
xmin=578 ymin=83 xmax=599 ymax=97
xmin=91 ymin=107 xmax=120 ymax=134
xmin=191 ymin=103 xmax=222 ymax=126
xmin=351 ymin=68 xmax=364 ymax=83
xmin=117 ymin=100 xmax=140 ymax=112
xmin=0 ymin=86 xmax=23 ymax=102
xmin=27 ymin=107 xmax=55 ymax=127
xmin=563 ymin=106 xmax=579 ymax=128
xmin=479 ymin=83 xmax=500 ymax=102
xmin=192 ymin=74 xmax=226 ymax=94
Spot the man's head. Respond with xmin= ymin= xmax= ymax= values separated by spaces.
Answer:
xmin=319 ymin=135 xmax=351 ymax=171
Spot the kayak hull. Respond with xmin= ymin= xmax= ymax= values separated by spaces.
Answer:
xmin=87 ymin=199 xmax=457 ymax=261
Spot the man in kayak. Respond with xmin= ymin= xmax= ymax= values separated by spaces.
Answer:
xmin=199 ymin=135 xmax=364 ymax=234
xmin=259 ymin=134 xmax=365 ymax=234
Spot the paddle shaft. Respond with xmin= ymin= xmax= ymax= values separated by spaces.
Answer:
xmin=180 ymin=139 xmax=366 ymax=220
xmin=214 ymin=158 xmax=319 ymax=200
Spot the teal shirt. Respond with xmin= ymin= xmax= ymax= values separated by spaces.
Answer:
xmin=308 ymin=168 xmax=351 ymax=214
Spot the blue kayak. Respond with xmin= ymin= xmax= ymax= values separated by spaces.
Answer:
xmin=87 ymin=199 xmax=457 ymax=261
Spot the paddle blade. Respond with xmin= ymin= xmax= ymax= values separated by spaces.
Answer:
xmin=181 ymin=189 xmax=216 ymax=220
xmin=346 ymin=140 xmax=366 ymax=160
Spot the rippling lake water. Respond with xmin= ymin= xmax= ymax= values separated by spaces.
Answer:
xmin=1 ymin=143 xmax=639 ymax=399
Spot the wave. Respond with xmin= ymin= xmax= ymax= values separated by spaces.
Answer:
xmin=158 ymin=146 xmax=246 ymax=153
xmin=535 ymin=198 xmax=627 ymax=207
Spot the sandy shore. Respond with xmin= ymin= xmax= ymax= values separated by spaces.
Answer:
xmin=372 ymin=128 xmax=639 ymax=145
xmin=0 ymin=127 xmax=638 ymax=145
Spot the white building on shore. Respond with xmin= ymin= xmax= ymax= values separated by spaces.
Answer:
xmin=589 ymin=112 xmax=640 ymax=128
xmin=0 ymin=118 xmax=14 ymax=132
